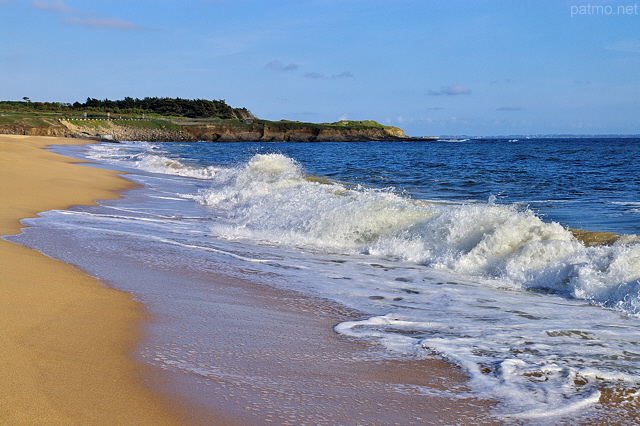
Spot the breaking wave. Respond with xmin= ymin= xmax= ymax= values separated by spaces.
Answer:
xmin=197 ymin=153 xmax=640 ymax=315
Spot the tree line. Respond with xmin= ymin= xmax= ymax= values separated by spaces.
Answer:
xmin=1 ymin=97 xmax=254 ymax=120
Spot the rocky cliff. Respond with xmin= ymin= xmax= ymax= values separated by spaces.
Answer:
xmin=1 ymin=118 xmax=437 ymax=143
xmin=59 ymin=120 xmax=192 ymax=142
xmin=180 ymin=121 xmax=413 ymax=142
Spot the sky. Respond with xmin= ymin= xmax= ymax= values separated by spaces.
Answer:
xmin=1 ymin=0 xmax=639 ymax=136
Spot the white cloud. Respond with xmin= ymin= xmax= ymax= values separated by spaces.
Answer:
xmin=428 ymin=84 xmax=472 ymax=96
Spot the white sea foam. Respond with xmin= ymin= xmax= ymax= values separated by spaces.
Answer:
xmin=191 ymin=153 xmax=640 ymax=418
xmin=57 ymin=144 xmax=640 ymax=420
xmin=197 ymin=153 xmax=435 ymax=251
xmin=133 ymin=154 xmax=219 ymax=178
xmin=197 ymin=153 xmax=640 ymax=315
xmin=86 ymin=141 xmax=220 ymax=179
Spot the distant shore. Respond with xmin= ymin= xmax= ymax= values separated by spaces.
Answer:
xmin=1 ymin=112 xmax=438 ymax=142
xmin=0 ymin=135 xmax=178 ymax=424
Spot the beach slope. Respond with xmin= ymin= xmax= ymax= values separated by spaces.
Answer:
xmin=0 ymin=135 xmax=177 ymax=424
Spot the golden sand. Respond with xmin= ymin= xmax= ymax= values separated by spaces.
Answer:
xmin=0 ymin=135 xmax=178 ymax=424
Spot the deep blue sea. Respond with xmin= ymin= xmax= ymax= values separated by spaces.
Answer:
xmin=9 ymin=138 xmax=640 ymax=422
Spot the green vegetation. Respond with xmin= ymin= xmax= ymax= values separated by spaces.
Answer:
xmin=0 ymin=97 xmax=253 ymax=120
xmin=111 ymin=119 xmax=182 ymax=131
xmin=268 ymin=119 xmax=403 ymax=133
xmin=0 ymin=113 xmax=58 ymax=128
xmin=64 ymin=118 xmax=182 ymax=132
xmin=332 ymin=120 xmax=391 ymax=129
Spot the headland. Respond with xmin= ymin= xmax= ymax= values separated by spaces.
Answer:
xmin=0 ymin=98 xmax=437 ymax=142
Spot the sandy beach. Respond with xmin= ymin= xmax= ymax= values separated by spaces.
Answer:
xmin=0 ymin=135 xmax=177 ymax=424
xmin=1 ymin=134 xmax=501 ymax=425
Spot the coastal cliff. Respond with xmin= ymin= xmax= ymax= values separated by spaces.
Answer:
xmin=178 ymin=119 xmax=415 ymax=142
xmin=1 ymin=117 xmax=435 ymax=142
xmin=0 ymin=98 xmax=437 ymax=142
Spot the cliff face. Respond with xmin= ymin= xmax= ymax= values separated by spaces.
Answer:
xmin=60 ymin=120 xmax=193 ymax=142
xmin=1 ymin=118 xmax=435 ymax=143
xmin=181 ymin=122 xmax=409 ymax=142
xmin=0 ymin=116 xmax=68 ymax=137
xmin=0 ymin=125 xmax=68 ymax=137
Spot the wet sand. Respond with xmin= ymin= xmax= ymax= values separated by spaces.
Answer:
xmin=136 ymin=264 xmax=501 ymax=425
xmin=0 ymin=135 xmax=177 ymax=424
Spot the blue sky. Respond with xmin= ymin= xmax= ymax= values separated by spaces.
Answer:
xmin=2 ymin=0 xmax=639 ymax=136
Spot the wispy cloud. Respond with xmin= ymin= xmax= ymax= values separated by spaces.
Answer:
xmin=497 ymin=106 xmax=525 ymax=111
xmin=331 ymin=71 xmax=354 ymax=80
xmin=63 ymin=16 xmax=141 ymax=30
xmin=427 ymin=84 xmax=471 ymax=96
xmin=32 ymin=0 xmax=145 ymax=31
xmin=395 ymin=116 xmax=435 ymax=125
xmin=303 ymin=70 xmax=354 ymax=80
xmin=265 ymin=60 xmax=299 ymax=71
xmin=32 ymin=0 xmax=72 ymax=13
xmin=304 ymin=72 xmax=325 ymax=79
xmin=265 ymin=61 xmax=354 ymax=81
xmin=605 ymin=41 xmax=640 ymax=54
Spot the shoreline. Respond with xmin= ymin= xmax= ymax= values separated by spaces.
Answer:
xmin=0 ymin=135 xmax=178 ymax=424
xmin=1 ymin=135 xmax=498 ymax=424
xmin=114 ymin=253 xmax=501 ymax=424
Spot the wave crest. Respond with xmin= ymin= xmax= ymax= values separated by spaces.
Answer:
xmin=197 ymin=153 xmax=640 ymax=315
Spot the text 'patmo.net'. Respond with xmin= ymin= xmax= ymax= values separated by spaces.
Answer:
xmin=571 ymin=4 xmax=639 ymax=17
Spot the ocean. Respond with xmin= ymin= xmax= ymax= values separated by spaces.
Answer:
xmin=8 ymin=138 xmax=640 ymax=423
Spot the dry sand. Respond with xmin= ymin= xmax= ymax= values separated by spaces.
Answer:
xmin=0 ymin=135 xmax=177 ymax=424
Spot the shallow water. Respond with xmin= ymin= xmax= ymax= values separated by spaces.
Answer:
xmin=8 ymin=138 xmax=640 ymax=422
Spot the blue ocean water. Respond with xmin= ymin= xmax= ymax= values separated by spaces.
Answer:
xmin=94 ymin=138 xmax=640 ymax=234
xmin=9 ymin=138 xmax=640 ymax=422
